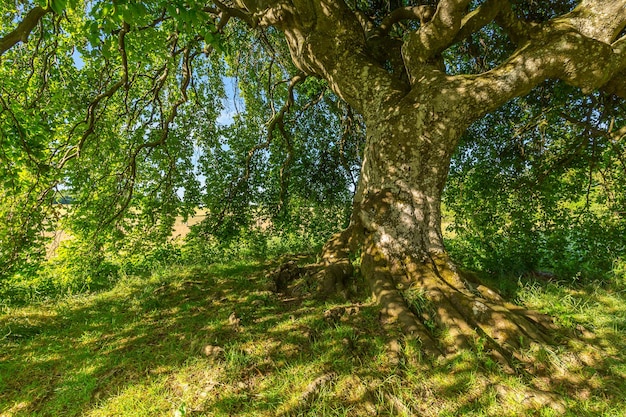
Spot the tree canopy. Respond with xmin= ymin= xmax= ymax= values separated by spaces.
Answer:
xmin=0 ymin=0 xmax=360 ymax=277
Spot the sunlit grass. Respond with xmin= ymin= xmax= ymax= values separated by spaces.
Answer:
xmin=2 ymin=260 xmax=626 ymax=416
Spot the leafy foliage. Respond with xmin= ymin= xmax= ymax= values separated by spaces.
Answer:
xmin=0 ymin=2 xmax=358 ymax=294
xmin=1 ymin=0 xmax=626 ymax=299
xmin=445 ymin=83 xmax=626 ymax=281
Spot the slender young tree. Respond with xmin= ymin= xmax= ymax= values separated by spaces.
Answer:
xmin=2 ymin=0 xmax=626 ymax=361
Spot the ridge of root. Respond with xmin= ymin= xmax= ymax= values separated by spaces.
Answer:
xmin=360 ymin=245 xmax=560 ymax=370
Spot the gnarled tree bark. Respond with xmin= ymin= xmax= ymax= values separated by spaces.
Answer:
xmin=317 ymin=87 xmax=558 ymax=361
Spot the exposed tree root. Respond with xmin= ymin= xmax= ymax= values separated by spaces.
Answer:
xmin=271 ymin=225 xmax=563 ymax=373
xmin=360 ymin=241 xmax=443 ymax=356
xmin=314 ymin=227 xmax=356 ymax=296
xmin=288 ymin=226 xmax=561 ymax=372
xmin=361 ymin=242 xmax=560 ymax=370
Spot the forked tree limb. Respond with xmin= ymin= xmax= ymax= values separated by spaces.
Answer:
xmin=452 ymin=0 xmax=538 ymax=46
xmin=401 ymin=0 xmax=472 ymax=69
xmin=376 ymin=5 xmax=435 ymax=36
xmin=463 ymin=30 xmax=626 ymax=121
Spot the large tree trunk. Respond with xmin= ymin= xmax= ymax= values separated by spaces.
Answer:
xmin=318 ymin=98 xmax=557 ymax=363
xmin=264 ymin=0 xmax=585 ymax=363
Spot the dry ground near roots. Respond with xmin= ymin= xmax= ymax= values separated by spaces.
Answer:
xmin=1 ymin=259 xmax=625 ymax=416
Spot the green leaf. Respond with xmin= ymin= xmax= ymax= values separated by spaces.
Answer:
xmin=86 ymin=21 xmax=101 ymax=47
xmin=103 ymin=3 xmax=112 ymax=15
xmin=50 ymin=0 xmax=67 ymax=14
xmin=101 ymin=37 xmax=113 ymax=59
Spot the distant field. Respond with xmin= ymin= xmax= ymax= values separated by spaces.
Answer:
xmin=47 ymin=210 xmax=452 ymax=257
xmin=46 ymin=210 xmax=209 ymax=258
xmin=170 ymin=211 xmax=209 ymax=241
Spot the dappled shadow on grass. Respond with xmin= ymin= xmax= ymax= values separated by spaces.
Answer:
xmin=0 ymin=263 xmax=257 ymax=416
xmin=1 ymin=260 xmax=626 ymax=416
xmin=514 ymin=279 xmax=626 ymax=399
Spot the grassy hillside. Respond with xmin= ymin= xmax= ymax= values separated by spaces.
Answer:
xmin=2 ymin=259 xmax=626 ymax=416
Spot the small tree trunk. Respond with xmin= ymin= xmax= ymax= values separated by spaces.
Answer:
xmin=318 ymin=100 xmax=557 ymax=363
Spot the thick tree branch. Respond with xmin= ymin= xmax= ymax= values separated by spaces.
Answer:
xmin=216 ymin=0 xmax=300 ymax=28
xmin=464 ymin=8 xmax=626 ymax=119
xmin=400 ymin=0 xmax=540 ymax=84
xmin=377 ymin=6 xmax=435 ymax=37
xmin=564 ymin=0 xmax=626 ymax=43
xmin=213 ymin=0 xmax=256 ymax=27
xmin=402 ymin=0 xmax=471 ymax=73
xmin=452 ymin=0 xmax=537 ymax=46
xmin=220 ymin=0 xmax=408 ymax=115
xmin=493 ymin=0 xmax=538 ymax=45
xmin=235 ymin=0 xmax=405 ymax=116
xmin=452 ymin=0 xmax=501 ymax=43
xmin=602 ymin=34 xmax=626 ymax=98
xmin=0 ymin=6 xmax=49 ymax=56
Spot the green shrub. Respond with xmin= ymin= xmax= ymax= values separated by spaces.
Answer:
xmin=0 ymin=238 xmax=119 ymax=304
xmin=444 ymin=103 xmax=626 ymax=282
xmin=120 ymin=242 xmax=183 ymax=276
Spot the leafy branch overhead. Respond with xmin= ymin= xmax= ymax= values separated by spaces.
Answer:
xmin=2 ymin=1 xmax=625 ymax=169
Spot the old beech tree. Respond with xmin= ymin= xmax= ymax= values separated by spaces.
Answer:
xmin=233 ymin=0 xmax=626 ymax=358
xmin=3 ymin=0 xmax=626 ymax=359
